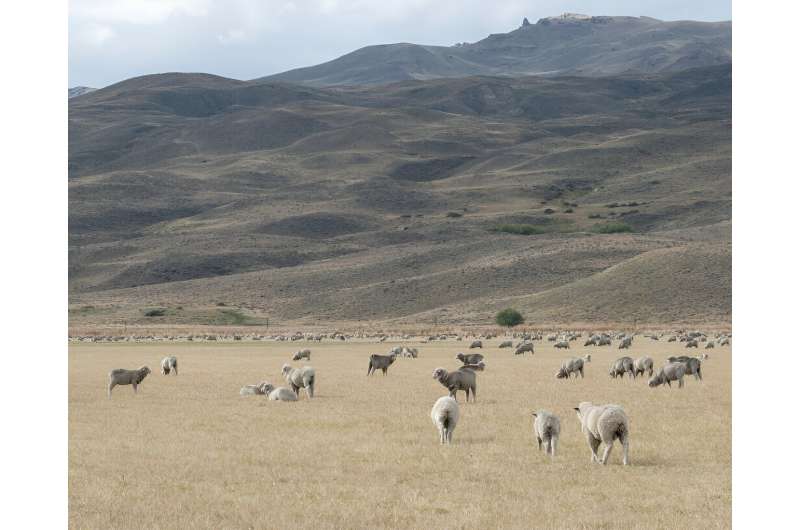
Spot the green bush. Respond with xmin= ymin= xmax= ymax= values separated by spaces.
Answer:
xmin=495 ymin=308 xmax=524 ymax=327
xmin=492 ymin=224 xmax=546 ymax=235
xmin=591 ymin=222 xmax=633 ymax=234
xmin=144 ymin=308 xmax=166 ymax=317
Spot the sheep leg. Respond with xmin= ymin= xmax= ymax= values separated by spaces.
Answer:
xmin=600 ymin=442 xmax=613 ymax=465
xmin=173 ymin=366 xmax=178 ymax=376
xmin=537 ymin=436 xmax=542 ymax=451
xmin=107 ymin=381 xmax=115 ymax=398
xmin=621 ymin=434 xmax=630 ymax=466
xmin=550 ymin=435 xmax=558 ymax=458
xmin=587 ymin=433 xmax=601 ymax=463
xmin=679 ymin=377 xmax=684 ymax=388
xmin=470 ymin=385 xmax=476 ymax=403
xmin=579 ymin=367 xmax=584 ymax=378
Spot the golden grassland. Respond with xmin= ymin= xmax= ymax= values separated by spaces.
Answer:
xmin=69 ymin=338 xmax=730 ymax=529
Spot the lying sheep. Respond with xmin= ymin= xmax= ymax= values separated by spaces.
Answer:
xmin=667 ymin=356 xmax=703 ymax=380
xmin=556 ymin=357 xmax=585 ymax=379
xmin=456 ymin=352 xmax=484 ymax=365
xmin=282 ymin=364 xmax=316 ymax=399
xmin=459 ymin=361 xmax=485 ymax=372
xmin=514 ymin=342 xmax=534 ymax=355
xmin=431 ymin=396 xmax=459 ymax=444
xmin=554 ymin=341 xmax=570 ymax=349
xmin=292 ymin=349 xmax=311 ymax=361
xmin=532 ymin=410 xmax=560 ymax=459
xmin=160 ymin=356 xmax=178 ymax=375
xmin=499 ymin=340 xmax=513 ymax=348
xmin=649 ymin=362 xmax=687 ymax=388
xmin=432 ymin=367 xmax=476 ymax=402
xmin=108 ymin=366 xmax=151 ymax=397
xmin=262 ymin=383 xmax=298 ymax=401
xmin=469 ymin=340 xmax=482 ymax=349
xmin=367 ymin=353 xmax=397 ymax=376
xmin=240 ymin=382 xmax=269 ymax=396
xmin=609 ymin=357 xmax=635 ymax=379
xmin=633 ymin=356 xmax=654 ymax=378
xmin=574 ymin=402 xmax=630 ymax=465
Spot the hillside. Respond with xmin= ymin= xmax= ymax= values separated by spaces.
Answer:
xmin=68 ymin=62 xmax=731 ymax=329
xmin=69 ymin=86 xmax=97 ymax=98
xmin=263 ymin=14 xmax=731 ymax=87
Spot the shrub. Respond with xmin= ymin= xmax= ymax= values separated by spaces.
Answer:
xmin=492 ymin=224 xmax=546 ymax=235
xmin=591 ymin=222 xmax=633 ymax=234
xmin=446 ymin=211 xmax=463 ymax=218
xmin=544 ymin=208 xmax=555 ymax=214
xmin=496 ymin=308 xmax=524 ymax=327
xmin=144 ymin=308 xmax=166 ymax=317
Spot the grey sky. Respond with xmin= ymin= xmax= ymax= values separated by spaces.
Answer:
xmin=69 ymin=0 xmax=732 ymax=88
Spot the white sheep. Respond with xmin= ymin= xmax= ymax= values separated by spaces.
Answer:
xmin=282 ymin=364 xmax=316 ymax=399
xmin=160 ymin=356 xmax=178 ymax=375
xmin=574 ymin=402 xmax=630 ymax=465
xmin=240 ymin=382 xmax=269 ymax=396
xmin=262 ymin=383 xmax=299 ymax=401
xmin=430 ymin=396 xmax=460 ymax=444
xmin=531 ymin=410 xmax=560 ymax=459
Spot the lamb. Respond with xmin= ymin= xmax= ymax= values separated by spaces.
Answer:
xmin=609 ymin=357 xmax=635 ymax=379
xmin=456 ymin=352 xmax=484 ymax=365
xmin=431 ymin=396 xmax=460 ymax=444
xmin=108 ymin=366 xmax=151 ymax=397
xmin=459 ymin=361 xmax=486 ymax=372
xmin=240 ymin=382 xmax=269 ymax=396
xmin=633 ymin=356 xmax=654 ymax=378
xmin=532 ymin=410 xmax=560 ymax=459
xmin=432 ymin=367 xmax=476 ymax=402
xmin=160 ymin=356 xmax=178 ymax=375
xmin=292 ymin=349 xmax=311 ymax=361
xmin=469 ymin=340 xmax=482 ymax=349
xmin=262 ymin=383 xmax=299 ymax=401
xmin=648 ymin=362 xmax=687 ymax=388
xmin=514 ymin=342 xmax=534 ymax=355
xmin=555 ymin=357 xmax=585 ymax=379
xmin=367 ymin=353 xmax=397 ymax=376
xmin=282 ymin=364 xmax=316 ymax=399
xmin=574 ymin=402 xmax=630 ymax=465
xmin=554 ymin=340 xmax=570 ymax=349
xmin=499 ymin=340 xmax=513 ymax=348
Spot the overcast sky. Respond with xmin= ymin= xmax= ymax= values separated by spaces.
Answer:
xmin=69 ymin=0 xmax=732 ymax=88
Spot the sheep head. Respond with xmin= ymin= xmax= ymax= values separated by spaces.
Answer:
xmin=432 ymin=368 xmax=448 ymax=382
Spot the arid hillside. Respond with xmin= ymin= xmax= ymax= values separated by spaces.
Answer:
xmin=69 ymin=64 xmax=731 ymax=330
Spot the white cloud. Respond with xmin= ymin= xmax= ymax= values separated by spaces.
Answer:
xmin=71 ymin=0 xmax=211 ymax=25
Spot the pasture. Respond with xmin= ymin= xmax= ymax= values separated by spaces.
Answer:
xmin=69 ymin=337 xmax=730 ymax=529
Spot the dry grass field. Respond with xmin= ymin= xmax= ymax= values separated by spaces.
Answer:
xmin=69 ymin=338 xmax=730 ymax=529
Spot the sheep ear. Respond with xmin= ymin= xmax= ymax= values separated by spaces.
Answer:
xmin=531 ymin=412 xmax=537 ymax=417
xmin=573 ymin=407 xmax=580 ymax=412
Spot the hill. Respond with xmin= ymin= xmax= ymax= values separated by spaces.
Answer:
xmin=262 ymin=14 xmax=731 ymax=87
xmin=69 ymin=86 xmax=97 ymax=98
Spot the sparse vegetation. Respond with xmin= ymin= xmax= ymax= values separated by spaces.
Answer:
xmin=591 ymin=222 xmax=634 ymax=234
xmin=144 ymin=308 xmax=167 ymax=317
xmin=446 ymin=211 xmax=463 ymax=218
xmin=495 ymin=308 xmax=524 ymax=327
xmin=491 ymin=224 xmax=546 ymax=235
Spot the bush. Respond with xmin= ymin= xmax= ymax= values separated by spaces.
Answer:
xmin=496 ymin=308 xmax=524 ymax=327
xmin=492 ymin=224 xmax=546 ymax=235
xmin=591 ymin=222 xmax=633 ymax=234
xmin=144 ymin=308 xmax=166 ymax=317
xmin=446 ymin=211 xmax=463 ymax=218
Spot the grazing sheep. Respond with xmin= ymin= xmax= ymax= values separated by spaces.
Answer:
xmin=160 ymin=356 xmax=178 ymax=375
xmin=431 ymin=396 xmax=460 ymax=444
xmin=499 ymin=340 xmax=513 ymax=348
xmin=532 ymin=410 xmax=560 ymax=459
xmin=432 ymin=367 xmax=476 ymax=402
xmin=649 ymin=362 xmax=687 ymax=388
xmin=633 ymin=356 xmax=654 ymax=378
xmin=685 ymin=339 xmax=699 ymax=348
xmin=367 ymin=353 xmax=397 ymax=376
xmin=667 ymin=356 xmax=703 ymax=380
xmin=292 ymin=349 xmax=311 ymax=361
xmin=402 ymin=347 xmax=419 ymax=358
xmin=262 ymin=384 xmax=299 ymax=401
xmin=705 ymin=342 xmax=715 ymax=349
xmin=469 ymin=340 xmax=483 ymax=349
xmin=456 ymin=352 xmax=484 ymax=365
xmin=240 ymin=382 xmax=269 ymax=396
xmin=574 ymin=402 xmax=630 ymax=465
xmin=108 ymin=366 xmax=151 ymax=397
xmin=618 ymin=336 xmax=633 ymax=349
xmin=556 ymin=357 xmax=585 ymax=379
xmin=459 ymin=361 xmax=486 ymax=372
xmin=514 ymin=342 xmax=534 ymax=355
xmin=282 ymin=364 xmax=316 ymax=399
xmin=609 ymin=357 xmax=635 ymax=379
xmin=554 ymin=340 xmax=570 ymax=349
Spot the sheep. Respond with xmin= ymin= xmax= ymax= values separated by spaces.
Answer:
xmin=583 ymin=354 xmax=592 ymax=363
xmin=469 ymin=340 xmax=483 ymax=349
xmin=292 ymin=349 xmax=311 ymax=361
xmin=649 ymin=362 xmax=687 ymax=388
xmin=705 ymin=342 xmax=715 ymax=349
xmin=282 ymin=364 xmax=316 ymax=399
xmin=514 ymin=342 xmax=534 ymax=355
xmin=633 ymin=356 xmax=654 ymax=378
xmin=685 ymin=339 xmax=699 ymax=348
xmin=432 ymin=367 xmax=476 ymax=402
xmin=609 ymin=357 xmax=635 ymax=379
xmin=160 ymin=356 xmax=178 ymax=375
xmin=574 ymin=402 xmax=630 ymax=465
xmin=555 ymin=357 xmax=585 ymax=379
xmin=459 ymin=361 xmax=486 ymax=372
xmin=108 ymin=366 xmax=151 ymax=397
xmin=532 ymin=410 xmax=560 ymax=459
xmin=499 ymin=340 xmax=513 ymax=348
xmin=554 ymin=340 xmax=570 ymax=349
xmin=367 ymin=353 xmax=396 ymax=376
xmin=618 ymin=336 xmax=633 ymax=349
xmin=456 ymin=352 xmax=484 ymax=365
xmin=262 ymin=383 xmax=299 ymax=401
xmin=402 ymin=347 xmax=419 ymax=358
xmin=240 ymin=382 xmax=269 ymax=396
xmin=667 ymin=356 xmax=703 ymax=380
xmin=431 ymin=396 xmax=459 ymax=444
